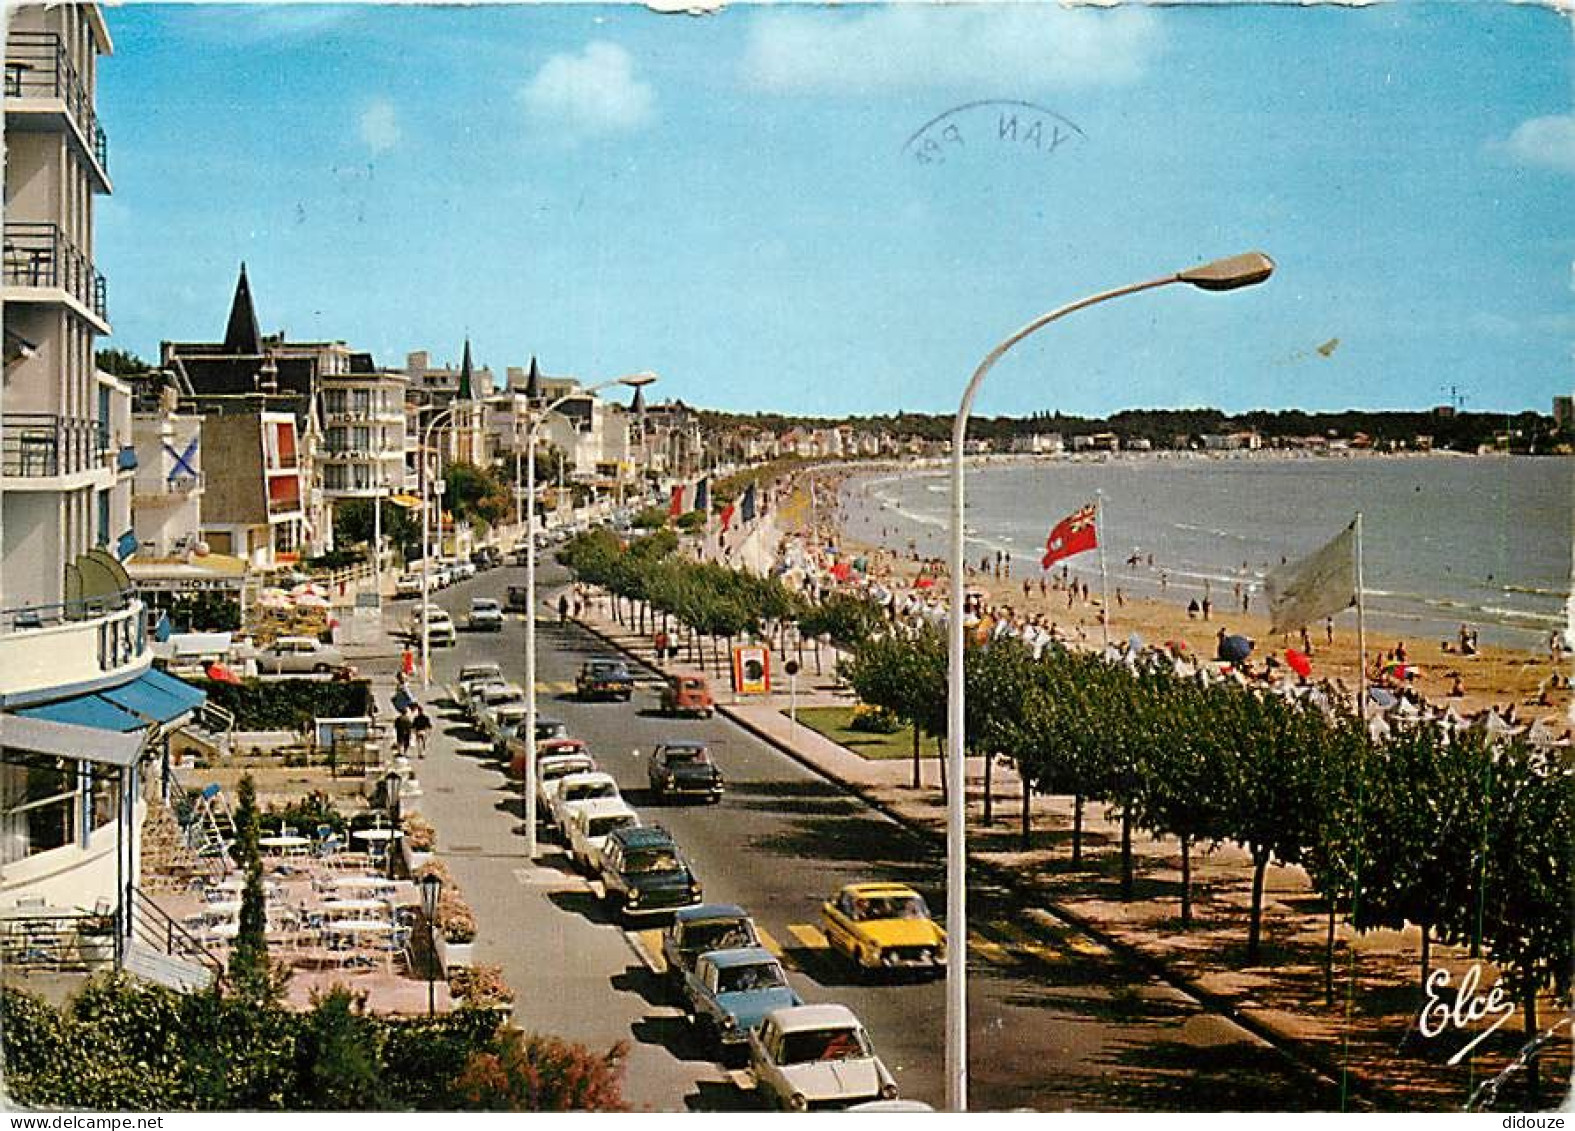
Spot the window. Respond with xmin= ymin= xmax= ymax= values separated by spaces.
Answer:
xmin=1 ymin=752 xmax=79 ymax=863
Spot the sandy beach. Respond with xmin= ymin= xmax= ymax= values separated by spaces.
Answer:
xmin=769 ymin=466 xmax=1574 ymax=730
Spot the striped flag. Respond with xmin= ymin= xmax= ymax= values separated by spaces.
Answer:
xmin=669 ymin=483 xmax=694 ymax=518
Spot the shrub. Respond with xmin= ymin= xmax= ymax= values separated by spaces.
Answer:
xmin=436 ymin=891 xmax=478 ymax=944
xmin=849 ymin=703 xmax=903 ymax=734
xmin=449 ymin=964 xmax=515 ymax=1009
xmin=402 ymin=813 xmax=436 ymax=852
xmin=450 ymin=1030 xmax=629 ymax=1111
xmin=264 ymin=790 xmax=346 ymax=838
xmin=195 ymin=678 xmax=372 ymax=732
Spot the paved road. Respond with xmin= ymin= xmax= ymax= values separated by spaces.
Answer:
xmin=403 ymin=560 xmax=1340 ymax=1112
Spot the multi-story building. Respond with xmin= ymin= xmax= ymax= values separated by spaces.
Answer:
xmin=198 ymin=412 xmax=307 ymax=569
xmin=319 ymin=360 xmax=408 ymax=542
xmin=2 ymin=6 xmax=205 ymax=920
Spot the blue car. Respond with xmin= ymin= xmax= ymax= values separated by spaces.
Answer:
xmin=681 ymin=946 xmax=802 ymax=1060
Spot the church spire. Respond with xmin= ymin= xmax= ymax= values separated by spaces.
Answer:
xmin=524 ymin=355 xmax=541 ymax=401
xmin=223 ymin=262 xmax=262 ymax=355
xmin=458 ymin=338 xmax=475 ymax=400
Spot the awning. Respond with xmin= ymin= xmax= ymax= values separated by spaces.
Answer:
xmin=0 ymin=714 xmax=145 ymax=768
xmin=14 ymin=667 xmax=206 ymax=734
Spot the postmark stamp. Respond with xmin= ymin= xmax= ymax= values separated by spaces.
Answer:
xmin=902 ymin=99 xmax=1085 ymax=166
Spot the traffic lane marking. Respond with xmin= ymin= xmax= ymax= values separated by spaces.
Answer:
xmin=753 ymin=926 xmax=799 ymax=970
xmin=785 ymin=923 xmax=830 ymax=950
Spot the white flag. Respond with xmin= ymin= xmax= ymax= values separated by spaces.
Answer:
xmin=1265 ymin=521 xmax=1358 ymax=635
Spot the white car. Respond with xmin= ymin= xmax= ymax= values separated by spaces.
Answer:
xmin=405 ymin=603 xmax=456 ymax=645
xmin=467 ymin=597 xmax=504 ymax=632
xmin=479 ymin=701 xmax=528 ymax=750
xmin=445 ymin=558 xmax=477 ymax=582
xmin=468 ymin=681 xmax=526 ymax=725
xmin=450 ymin=663 xmax=504 ymax=710
xmin=747 ymin=1004 xmax=899 ymax=1112
xmin=531 ymin=750 xmax=597 ymax=808
xmin=546 ymin=771 xmax=622 ymax=835
xmin=563 ymin=797 xmax=640 ymax=873
xmin=394 ymin=572 xmax=424 ymax=599
xmin=259 ymin=636 xmax=344 ymax=675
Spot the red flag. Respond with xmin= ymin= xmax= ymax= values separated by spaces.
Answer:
xmin=669 ymin=484 xmax=684 ymax=518
xmin=720 ymin=502 xmax=736 ymax=531
xmin=1041 ymin=503 xmax=1098 ymax=568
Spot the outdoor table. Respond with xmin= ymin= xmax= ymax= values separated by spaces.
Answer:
xmin=259 ymin=835 xmax=311 ymax=855
xmin=327 ymin=919 xmax=393 ymax=936
xmin=321 ymin=899 xmax=386 ymax=917
xmin=326 ymin=875 xmax=396 ymax=896
xmin=203 ymin=921 xmax=241 ymax=942
xmin=351 ymin=829 xmax=400 ymax=846
xmin=204 ymin=900 xmax=243 ymax=918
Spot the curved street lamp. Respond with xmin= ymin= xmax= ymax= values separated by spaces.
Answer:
xmin=520 ymin=372 xmax=657 ymax=859
xmin=943 ymin=251 xmax=1275 ymax=1112
xmin=417 ymin=405 xmax=464 ymax=688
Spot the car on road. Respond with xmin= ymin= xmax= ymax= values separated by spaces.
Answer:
xmin=576 ymin=658 xmax=635 ymax=702
xmin=466 ymin=597 xmax=504 ymax=632
xmin=258 ymin=636 xmax=345 ymax=675
xmin=504 ymin=729 xmax=585 ymax=781
xmin=470 ymin=547 xmax=502 ymax=570
xmin=659 ymin=673 xmax=714 ymax=718
xmin=747 ymin=1004 xmax=899 ymax=1111
xmin=661 ymin=904 xmax=761 ymax=998
xmin=479 ymin=701 xmax=528 ymax=751
xmin=682 ymin=947 xmax=802 ymax=1060
xmin=546 ymin=770 xmax=622 ymax=836
xmin=444 ymin=558 xmax=476 ymax=583
xmin=646 ymin=741 xmax=724 ymax=803
xmin=819 ymin=882 xmax=946 ymax=979
xmin=468 ymin=681 xmax=526 ymax=727
xmin=405 ymin=604 xmax=456 ymax=646
xmin=564 ymin=797 xmax=641 ymax=873
xmin=452 ymin=665 xmax=505 ymax=712
xmin=506 ymin=585 xmax=531 ymax=612
xmin=393 ymin=572 xmax=425 ymax=599
xmin=517 ymin=744 xmax=595 ymax=806
xmin=598 ymin=825 xmax=703 ymax=920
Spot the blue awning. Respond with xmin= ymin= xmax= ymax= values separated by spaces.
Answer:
xmin=15 ymin=667 xmax=206 ymax=734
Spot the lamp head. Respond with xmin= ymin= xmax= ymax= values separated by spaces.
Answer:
xmin=619 ymin=372 xmax=658 ymax=389
xmin=419 ymin=871 xmax=442 ymax=912
xmin=1176 ymin=251 xmax=1275 ymax=292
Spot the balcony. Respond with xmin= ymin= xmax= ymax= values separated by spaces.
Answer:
xmin=132 ymin=473 xmax=203 ymax=505
xmin=2 ymin=413 xmax=100 ymax=478
xmin=0 ymin=594 xmax=146 ymax=704
xmin=4 ymin=31 xmax=110 ymax=179
xmin=3 ymin=222 xmax=109 ymax=322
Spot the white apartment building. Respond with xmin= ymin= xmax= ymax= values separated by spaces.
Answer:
xmin=319 ymin=366 xmax=408 ymax=542
xmin=2 ymin=6 xmax=205 ymax=924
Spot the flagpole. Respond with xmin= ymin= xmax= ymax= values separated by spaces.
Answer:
xmin=1096 ymin=492 xmax=1111 ymax=649
xmin=1354 ymin=512 xmax=1367 ymax=721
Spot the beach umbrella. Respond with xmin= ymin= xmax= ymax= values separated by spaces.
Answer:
xmin=294 ymin=592 xmax=330 ymax=609
xmin=1217 ymin=634 xmax=1253 ymax=664
xmin=1127 ymin=631 xmax=1146 ymax=653
xmin=1284 ymin=648 xmax=1312 ymax=678
xmin=258 ymin=588 xmax=291 ymax=609
xmin=831 ymin=561 xmax=852 ymax=582
xmin=1368 ymin=687 xmax=1397 ymax=709
xmin=204 ymin=661 xmax=243 ymax=685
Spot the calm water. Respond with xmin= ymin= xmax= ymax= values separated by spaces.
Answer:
xmin=844 ymin=454 xmax=1574 ymax=652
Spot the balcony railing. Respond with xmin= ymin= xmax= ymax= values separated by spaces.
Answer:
xmin=5 ymin=30 xmax=110 ymax=173
xmin=2 ymin=413 xmax=100 ymax=477
xmin=3 ymin=222 xmax=109 ymax=321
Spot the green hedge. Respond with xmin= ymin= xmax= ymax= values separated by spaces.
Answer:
xmin=195 ymin=679 xmax=372 ymax=731
xmin=1 ymin=976 xmax=627 ymax=1112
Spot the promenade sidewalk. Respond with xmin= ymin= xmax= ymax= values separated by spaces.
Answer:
xmin=566 ymin=586 xmax=1570 ymax=1113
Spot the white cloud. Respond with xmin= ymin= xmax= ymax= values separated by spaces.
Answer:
xmin=741 ymin=6 xmax=1162 ymax=94
xmin=1497 ymin=113 xmax=1575 ymax=174
xmin=359 ymin=99 xmax=400 ymax=155
xmin=519 ymin=42 xmax=654 ymax=137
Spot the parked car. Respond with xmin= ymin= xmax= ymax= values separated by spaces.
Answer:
xmin=470 ymin=547 xmax=502 ymax=570
xmin=564 ymin=797 xmax=641 ymax=873
xmin=506 ymin=585 xmax=531 ymax=612
xmin=468 ymin=682 xmax=526 ymax=726
xmin=479 ymin=702 xmax=528 ymax=751
xmin=405 ymin=603 xmax=454 ymax=641
xmin=393 ymin=572 xmax=424 ymax=599
xmin=466 ymin=597 xmax=504 ymax=632
xmin=546 ymin=770 xmax=622 ymax=836
xmin=660 ymin=673 xmax=714 ymax=718
xmin=661 ymin=904 xmax=761 ymax=998
xmin=683 ymin=947 xmax=801 ymax=1059
xmin=819 ymin=882 xmax=945 ymax=979
xmin=577 ymin=658 xmax=635 ymax=702
xmin=259 ymin=636 xmax=344 ymax=675
xmin=747 ymin=1004 xmax=898 ymax=1111
xmin=517 ymin=745 xmax=595 ymax=807
xmin=445 ymin=558 xmax=477 ymax=582
xmin=453 ymin=670 xmax=507 ymax=714
xmin=598 ymin=825 xmax=703 ymax=920
xmin=646 ymin=741 xmax=724 ymax=803
xmin=503 ymin=726 xmax=581 ymax=780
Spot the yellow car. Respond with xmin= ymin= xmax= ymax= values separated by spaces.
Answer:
xmin=820 ymin=882 xmax=946 ymax=979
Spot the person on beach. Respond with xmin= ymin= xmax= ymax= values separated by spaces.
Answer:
xmin=1300 ymin=626 xmax=1314 ymax=657
xmin=1326 ymin=617 xmax=1334 ymax=645
xmin=1188 ymin=598 xmax=1200 ymax=619
xmin=1201 ymin=597 xmax=1212 ymax=621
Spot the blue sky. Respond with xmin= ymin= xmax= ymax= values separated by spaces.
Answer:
xmin=96 ymin=2 xmax=1573 ymax=418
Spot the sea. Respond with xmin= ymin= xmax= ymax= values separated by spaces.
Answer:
xmin=840 ymin=453 xmax=1574 ymax=654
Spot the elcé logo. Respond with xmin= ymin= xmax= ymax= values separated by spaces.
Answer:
xmin=1418 ymin=963 xmax=1514 ymax=1065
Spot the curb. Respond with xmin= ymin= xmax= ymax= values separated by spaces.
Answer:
xmin=568 ymin=603 xmax=1378 ymax=1111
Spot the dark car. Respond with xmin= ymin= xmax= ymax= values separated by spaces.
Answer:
xmin=599 ymin=825 xmax=702 ymax=921
xmin=577 ymin=658 xmax=634 ymax=702
xmin=661 ymin=903 xmax=760 ymax=996
xmin=647 ymin=741 xmax=724 ymax=803
xmin=506 ymin=585 xmax=530 ymax=612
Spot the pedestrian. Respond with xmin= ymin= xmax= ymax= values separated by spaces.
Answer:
xmin=1187 ymin=598 xmax=1200 ymax=619
xmin=558 ymin=593 xmax=569 ymax=623
xmin=1201 ymin=597 xmax=1212 ymax=621
xmin=411 ymin=705 xmax=432 ymax=759
xmin=1300 ymin=625 xmax=1313 ymax=657
xmin=1326 ymin=617 xmax=1335 ymax=645
xmin=393 ymin=707 xmax=412 ymax=761
xmin=401 ymin=646 xmax=415 ymax=678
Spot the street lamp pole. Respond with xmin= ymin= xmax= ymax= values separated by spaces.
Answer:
xmin=943 ymin=252 xmax=1274 ymax=1113
xmin=521 ymin=372 xmax=657 ymax=859
xmin=419 ymin=406 xmax=459 ymax=688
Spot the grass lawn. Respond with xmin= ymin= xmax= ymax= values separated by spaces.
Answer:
xmin=789 ymin=705 xmax=934 ymax=761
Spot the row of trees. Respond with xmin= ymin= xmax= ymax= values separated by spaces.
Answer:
xmin=841 ymin=627 xmax=1573 ymax=1047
